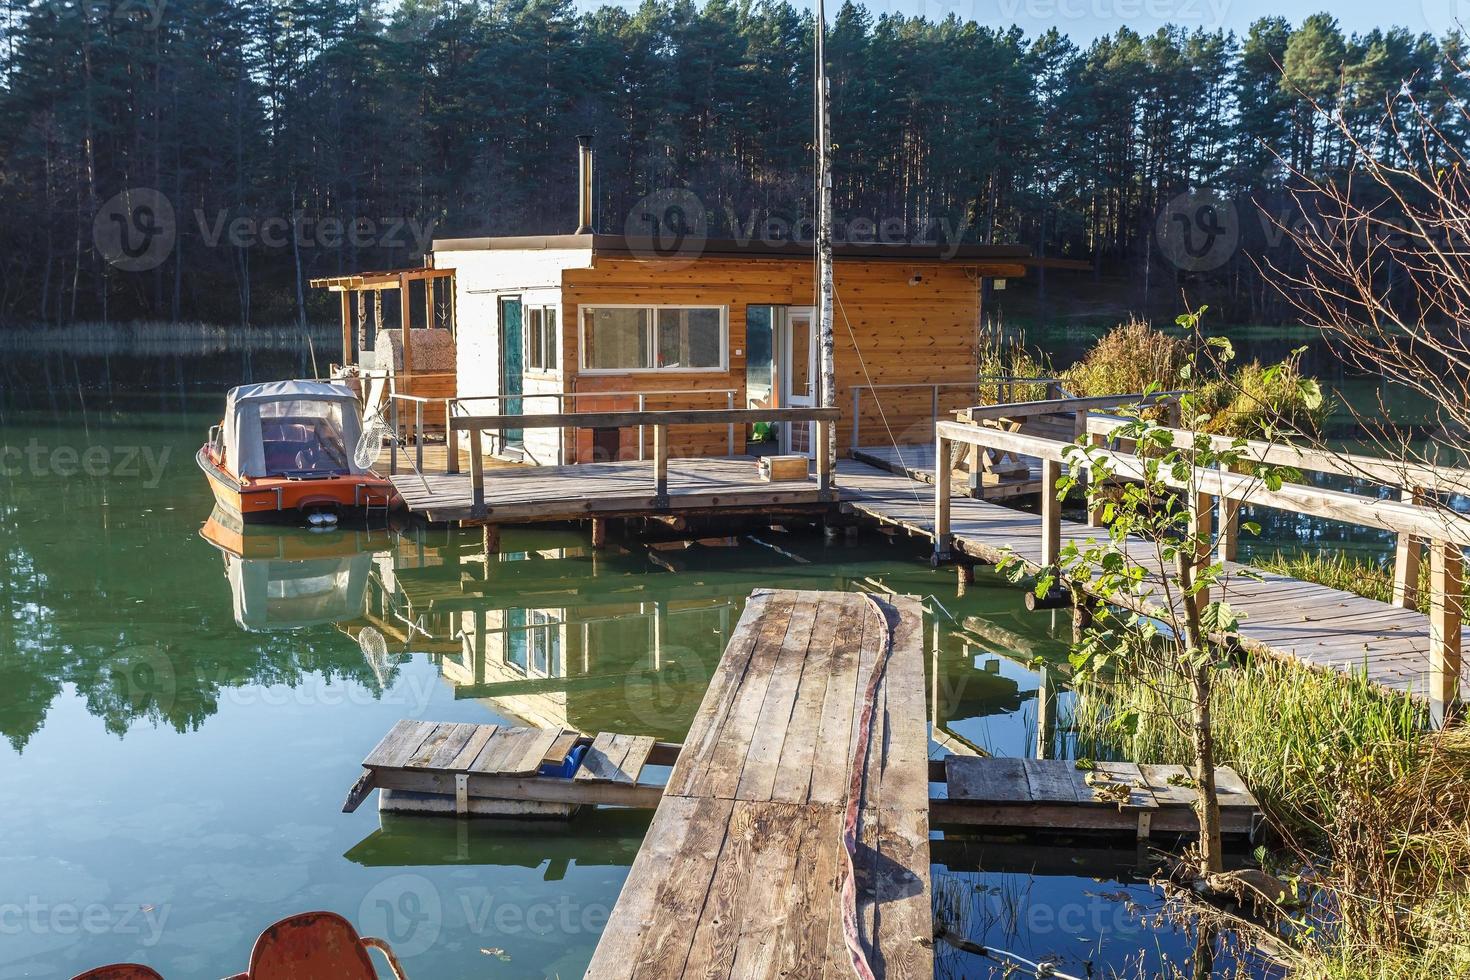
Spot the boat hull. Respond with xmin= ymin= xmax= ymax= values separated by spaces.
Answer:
xmin=197 ymin=446 xmax=399 ymax=524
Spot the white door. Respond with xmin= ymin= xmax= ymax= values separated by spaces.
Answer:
xmin=779 ymin=307 xmax=817 ymax=456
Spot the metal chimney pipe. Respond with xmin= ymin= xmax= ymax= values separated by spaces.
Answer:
xmin=575 ymin=135 xmax=593 ymax=235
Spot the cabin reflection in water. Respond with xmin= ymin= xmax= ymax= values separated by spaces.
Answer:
xmin=201 ymin=516 xmax=1064 ymax=750
xmin=385 ymin=536 xmax=745 ymax=741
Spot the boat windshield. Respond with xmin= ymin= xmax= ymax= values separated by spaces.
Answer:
xmin=259 ymin=400 xmax=352 ymax=476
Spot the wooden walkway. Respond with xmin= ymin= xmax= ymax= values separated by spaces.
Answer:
xmin=837 ymin=460 xmax=1470 ymax=702
xmin=585 ymin=588 xmax=931 ymax=980
xmin=852 ymin=443 xmax=1042 ymax=499
xmin=391 ymin=456 xmax=832 ymax=524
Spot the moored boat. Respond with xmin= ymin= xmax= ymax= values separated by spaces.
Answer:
xmin=198 ymin=380 xmax=398 ymax=524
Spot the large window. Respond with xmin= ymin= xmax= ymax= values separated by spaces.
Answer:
xmin=581 ymin=305 xmax=725 ymax=373
xmin=526 ymin=306 xmax=558 ymax=371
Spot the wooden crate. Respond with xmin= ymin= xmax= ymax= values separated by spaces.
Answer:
xmin=759 ymin=454 xmax=809 ymax=482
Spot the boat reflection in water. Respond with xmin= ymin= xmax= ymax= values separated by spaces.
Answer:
xmin=199 ymin=506 xmax=386 ymax=632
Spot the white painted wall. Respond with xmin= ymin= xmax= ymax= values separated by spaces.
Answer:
xmin=434 ymin=245 xmax=591 ymax=464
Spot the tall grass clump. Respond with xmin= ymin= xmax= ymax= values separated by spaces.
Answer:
xmin=1071 ymin=642 xmax=1470 ymax=976
xmin=1069 ymin=643 xmax=1424 ymax=831
xmin=1062 ymin=316 xmax=1330 ymax=438
xmin=1061 ymin=316 xmax=1188 ymax=401
xmin=1255 ymin=551 xmax=1431 ymax=615
xmin=974 ymin=331 xmax=1053 ymax=404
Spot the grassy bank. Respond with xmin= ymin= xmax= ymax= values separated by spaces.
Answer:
xmin=1069 ymin=646 xmax=1470 ymax=976
xmin=0 ymin=321 xmax=336 ymax=355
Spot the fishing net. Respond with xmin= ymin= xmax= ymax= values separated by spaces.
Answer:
xmin=353 ymin=411 xmax=390 ymax=471
xmin=358 ymin=625 xmax=390 ymax=688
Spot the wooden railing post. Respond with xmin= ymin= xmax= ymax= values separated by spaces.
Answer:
xmin=816 ymin=420 xmax=833 ymax=494
xmin=1218 ymin=496 xmax=1240 ymax=563
xmin=1190 ymin=490 xmax=1214 ymax=609
xmin=638 ymin=394 xmax=647 ymax=462
xmin=469 ymin=427 xmax=485 ymax=517
xmin=1087 ymin=432 xmax=1107 ymax=527
xmin=1218 ymin=460 xmax=1240 ymax=564
xmin=727 ymin=391 xmax=736 ymax=456
xmin=389 ymin=397 xmax=399 ymax=475
xmin=1429 ymin=540 xmax=1463 ymax=727
xmin=1040 ymin=456 xmax=1062 ymax=570
xmin=851 ymin=387 xmax=861 ymax=448
xmin=414 ymin=400 xmax=424 ymax=473
xmin=339 ymin=291 xmax=353 ymax=367
xmin=1393 ymin=486 xmax=1426 ymax=608
xmin=653 ymin=423 xmax=669 ymax=504
xmin=934 ymin=432 xmax=952 ymax=563
xmin=445 ymin=401 xmax=459 ymax=474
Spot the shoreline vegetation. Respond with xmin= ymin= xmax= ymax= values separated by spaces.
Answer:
xmin=0 ymin=321 xmax=337 ymax=356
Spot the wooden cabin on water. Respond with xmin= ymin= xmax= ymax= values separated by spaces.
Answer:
xmin=314 ymin=143 xmax=1046 ymax=467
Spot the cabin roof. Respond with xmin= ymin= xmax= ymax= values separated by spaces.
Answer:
xmin=430 ymin=232 xmax=1039 ymax=265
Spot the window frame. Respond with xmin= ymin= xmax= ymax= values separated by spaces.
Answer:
xmin=578 ymin=303 xmax=729 ymax=375
xmin=524 ymin=304 xmax=560 ymax=374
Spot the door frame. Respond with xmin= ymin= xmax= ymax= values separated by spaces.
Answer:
xmin=778 ymin=306 xmax=817 ymax=456
xmin=498 ymin=294 xmax=524 ymax=447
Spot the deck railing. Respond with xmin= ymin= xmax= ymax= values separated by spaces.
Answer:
xmin=450 ymin=406 xmax=842 ymax=517
xmin=382 ymin=388 xmax=743 ymax=473
xmin=848 ymin=377 xmax=1073 ymax=449
xmin=934 ymin=401 xmax=1469 ymax=723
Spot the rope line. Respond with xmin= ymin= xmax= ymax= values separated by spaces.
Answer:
xmin=840 ymin=593 xmax=898 ymax=980
xmin=834 ymin=288 xmax=927 ymax=509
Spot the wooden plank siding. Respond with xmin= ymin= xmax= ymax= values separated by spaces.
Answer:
xmin=561 ymin=257 xmax=1015 ymax=460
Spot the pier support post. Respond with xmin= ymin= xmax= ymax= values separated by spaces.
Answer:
xmin=482 ymin=524 xmax=501 ymax=557
xmin=1393 ymin=487 xmax=1426 ymax=609
xmin=591 ymin=518 xmax=608 ymax=550
xmin=1429 ymin=540 xmax=1463 ymax=728
xmin=933 ymin=433 xmax=952 ymax=563
xmin=955 ymin=562 xmax=973 ymax=597
xmin=1035 ymin=665 xmax=1057 ymax=760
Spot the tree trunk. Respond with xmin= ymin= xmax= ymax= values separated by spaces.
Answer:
xmin=1175 ymin=545 xmax=1225 ymax=875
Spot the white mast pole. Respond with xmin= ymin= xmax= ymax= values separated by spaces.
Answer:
xmin=815 ymin=0 xmax=836 ymax=472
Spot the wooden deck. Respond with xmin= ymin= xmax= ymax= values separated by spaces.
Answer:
xmin=390 ymin=456 xmax=832 ymax=524
xmin=585 ymin=588 xmax=931 ymax=980
xmin=838 ymin=459 xmax=1470 ymax=701
xmin=852 ymin=443 xmax=1042 ymax=499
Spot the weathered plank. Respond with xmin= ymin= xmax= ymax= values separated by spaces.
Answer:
xmin=586 ymin=589 xmax=930 ymax=979
xmin=946 ymin=756 xmax=1029 ymax=804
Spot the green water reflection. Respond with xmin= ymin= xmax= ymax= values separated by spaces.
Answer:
xmin=0 ymin=354 xmax=1328 ymax=978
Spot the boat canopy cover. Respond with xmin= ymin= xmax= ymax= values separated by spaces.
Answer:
xmin=223 ymin=380 xmax=368 ymax=479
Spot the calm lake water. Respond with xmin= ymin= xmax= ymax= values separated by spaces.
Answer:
xmin=0 ymin=334 xmax=1367 ymax=979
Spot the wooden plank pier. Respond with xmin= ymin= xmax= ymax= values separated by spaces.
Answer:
xmin=585 ymin=588 xmax=930 ymax=979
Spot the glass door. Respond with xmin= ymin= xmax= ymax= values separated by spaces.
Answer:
xmin=499 ymin=296 xmax=524 ymax=446
xmin=780 ymin=307 xmax=816 ymax=456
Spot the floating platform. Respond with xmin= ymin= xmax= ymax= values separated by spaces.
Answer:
xmin=933 ymin=757 xmax=1259 ymax=839
xmin=342 ymin=721 xmax=677 ymax=818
